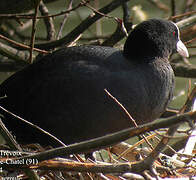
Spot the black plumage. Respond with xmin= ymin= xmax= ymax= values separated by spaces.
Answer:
xmin=0 ymin=19 xmax=188 ymax=147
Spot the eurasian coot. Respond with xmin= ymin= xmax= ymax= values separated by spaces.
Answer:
xmin=0 ymin=19 xmax=189 ymax=147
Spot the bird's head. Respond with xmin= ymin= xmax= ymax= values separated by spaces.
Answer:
xmin=123 ymin=19 xmax=189 ymax=62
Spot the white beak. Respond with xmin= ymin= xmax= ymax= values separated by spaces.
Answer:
xmin=177 ymin=40 xmax=189 ymax=57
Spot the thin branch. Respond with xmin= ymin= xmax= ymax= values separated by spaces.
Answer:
xmin=57 ymin=0 xmax=73 ymax=40
xmin=0 ymin=119 xmax=22 ymax=151
xmin=0 ymin=42 xmax=30 ymax=63
xmin=29 ymin=0 xmax=41 ymax=63
xmin=94 ymin=0 xmax=102 ymax=37
xmin=104 ymin=89 xmax=137 ymax=127
xmin=170 ymin=10 xmax=196 ymax=20
xmin=0 ymin=34 xmax=48 ymax=54
xmin=32 ymin=159 xmax=132 ymax=173
xmin=171 ymin=0 xmax=176 ymax=22
xmin=39 ymin=1 xmax=55 ymax=41
xmin=185 ymin=37 xmax=196 ymax=45
xmin=122 ymin=2 xmax=131 ymax=24
xmin=2 ymin=157 xmax=132 ymax=174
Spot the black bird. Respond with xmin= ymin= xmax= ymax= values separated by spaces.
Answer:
xmin=0 ymin=19 xmax=189 ymax=148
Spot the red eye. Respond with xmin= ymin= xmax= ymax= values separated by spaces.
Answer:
xmin=173 ymin=31 xmax=176 ymax=36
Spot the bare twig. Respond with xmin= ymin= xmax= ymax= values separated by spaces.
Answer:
xmin=0 ymin=34 xmax=49 ymax=54
xmin=122 ymin=2 xmax=131 ymax=24
xmin=0 ymin=119 xmax=22 ymax=151
xmin=57 ymin=0 xmax=73 ymax=40
xmin=10 ymin=158 xmax=133 ymax=174
xmin=171 ymin=0 xmax=176 ymax=22
xmin=185 ymin=37 xmax=196 ymax=45
xmin=29 ymin=0 xmax=41 ymax=63
xmin=170 ymin=10 xmax=196 ymax=20
xmin=39 ymin=1 xmax=55 ymax=41
xmin=33 ymin=159 xmax=132 ymax=173
xmin=104 ymin=89 xmax=137 ymax=127
xmin=94 ymin=0 xmax=102 ymax=38
xmin=0 ymin=41 xmax=30 ymax=62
